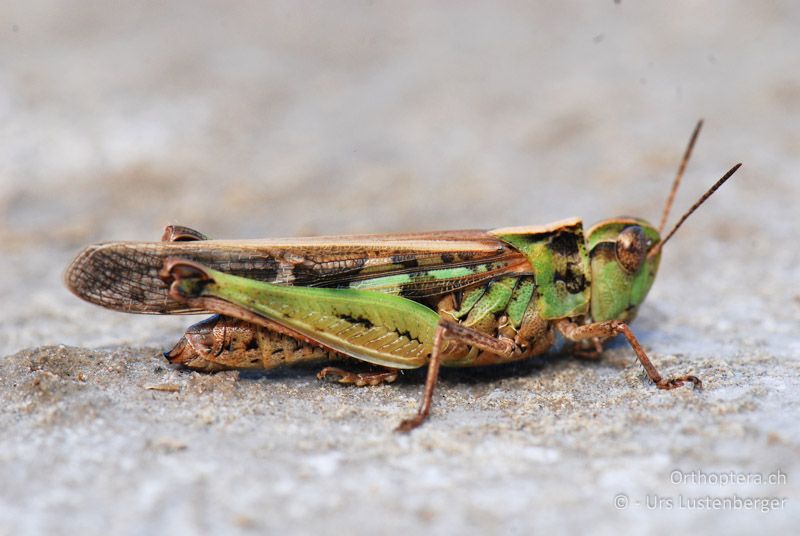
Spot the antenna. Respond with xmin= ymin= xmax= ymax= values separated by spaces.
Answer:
xmin=658 ymin=120 xmax=704 ymax=233
xmin=649 ymin=163 xmax=742 ymax=258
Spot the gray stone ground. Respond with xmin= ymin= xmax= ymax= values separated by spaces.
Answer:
xmin=1 ymin=1 xmax=799 ymax=534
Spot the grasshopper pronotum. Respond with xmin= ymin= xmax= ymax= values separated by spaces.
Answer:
xmin=65 ymin=121 xmax=740 ymax=431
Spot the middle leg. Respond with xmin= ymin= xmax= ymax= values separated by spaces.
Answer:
xmin=317 ymin=366 xmax=399 ymax=387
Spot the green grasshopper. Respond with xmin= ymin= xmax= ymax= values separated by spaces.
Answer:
xmin=65 ymin=121 xmax=740 ymax=431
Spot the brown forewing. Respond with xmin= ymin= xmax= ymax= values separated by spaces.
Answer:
xmin=65 ymin=230 xmax=530 ymax=314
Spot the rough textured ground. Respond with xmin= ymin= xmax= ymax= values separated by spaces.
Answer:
xmin=1 ymin=1 xmax=798 ymax=534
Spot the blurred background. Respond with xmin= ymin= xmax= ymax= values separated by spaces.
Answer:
xmin=1 ymin=1 xmax=798 ymax=534
xmin=1 ymin=1 xmax=797 ymax=351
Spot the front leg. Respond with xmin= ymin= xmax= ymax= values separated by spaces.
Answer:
xmin=555 ymin=318 xmax=702 ymax=389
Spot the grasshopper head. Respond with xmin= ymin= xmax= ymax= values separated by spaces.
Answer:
xmin=585 ymin=156 xmax=742 ymax=322
xmin=586 ymin=218 xmax=661 ymax=322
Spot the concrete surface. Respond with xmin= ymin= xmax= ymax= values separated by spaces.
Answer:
xmin=1 ymin=1 xmax=798 ymax=534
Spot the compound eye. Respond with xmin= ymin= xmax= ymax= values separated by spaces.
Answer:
xmin=615 ymin=226 xmax=647 ymax=273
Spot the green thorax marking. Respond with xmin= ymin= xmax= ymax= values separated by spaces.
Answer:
xmin=345 ymin=262 xmax=504 ymax=297
xmin=449 ymin=275 xmax=534 ymax=330
xmin=451 ymin=286 xmax=486 ymax=319
xmin=461 ymin=277 xmax=516 ymax=329
xmin=506 ymin=277 xmax=534 ymax=327
xmin=489 ymin=218 xmax=591 ymax=319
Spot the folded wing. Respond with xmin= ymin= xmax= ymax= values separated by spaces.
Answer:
xmin=65 ymin=231 xmax=530 ymax=314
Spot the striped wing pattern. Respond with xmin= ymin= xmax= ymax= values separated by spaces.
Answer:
xmin=65 ymin=231 xmax=530 ymax=314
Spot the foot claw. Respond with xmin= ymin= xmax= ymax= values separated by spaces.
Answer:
xmin=395 ymin=416 xmax=424 ymax=433
xmin=657 ymin=374 xmax=702 ymax=390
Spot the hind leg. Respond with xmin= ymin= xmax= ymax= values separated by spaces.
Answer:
xmin=395 ymin=319 xmax=523 ymax=433
xmin=161 ymin=225 xmax=209 ymax=242
xmin=166 ymin=315 xmax=337 ymax=371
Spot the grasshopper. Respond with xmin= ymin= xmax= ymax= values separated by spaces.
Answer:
xmin=65 ymin=121 xmax=740 ymax=431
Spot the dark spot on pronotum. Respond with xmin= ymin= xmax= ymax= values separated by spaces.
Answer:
xmin=549 ymin=231 xmax=580 ymax=257
xmin=564 ymin=272 xmax=587 ymax=294
xmin=440 ymin=253 xmax=455 ymax=264
xmin=552 ymin=263 xmax=587 ymax=294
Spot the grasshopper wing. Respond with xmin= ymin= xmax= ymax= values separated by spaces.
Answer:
xmin=65 ymin=231 xmax=529 ymax=314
